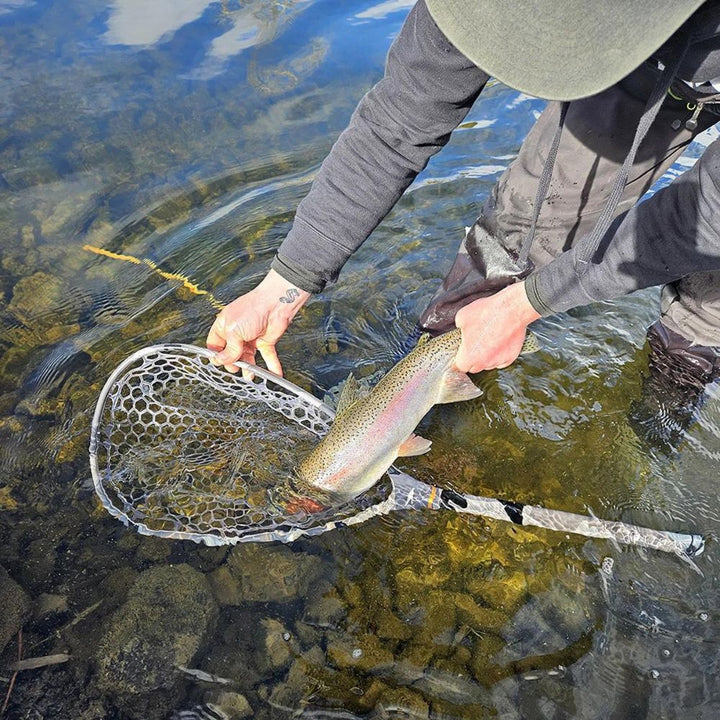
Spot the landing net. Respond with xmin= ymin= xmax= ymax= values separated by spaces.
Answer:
xmin=89 ymin=344 xmax=382 ymax=545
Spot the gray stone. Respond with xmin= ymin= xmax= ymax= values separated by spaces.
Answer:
xmin=204 ymin=691 xmax=253 ymax=720
xmin=207 ymin=565 xmax=241 ymax=606
xmin=302 ymin=594 xmax=346 ymax=628
xmin=35 ymin=593 xmax=69 ymax=620
xmin=226 ymin=544 xmax=323 ymax=603
xmin=495 ymin=578 xmax=597 ymax=664
xmin=256 ymin=618 xmax=297 ymax=674
xmin=0 ymin=565 xmax=30 ymax=654
xmin=371 ymin=687 xmax=430 ymax=719
xmin=293 ymin=620 xmax=322 ymax=647
xmin=95 ymin=563 xmax=218 ymax=695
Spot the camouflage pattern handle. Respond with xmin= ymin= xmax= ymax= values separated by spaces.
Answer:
xmin=387 ymin=468 xmax=705 ymax=558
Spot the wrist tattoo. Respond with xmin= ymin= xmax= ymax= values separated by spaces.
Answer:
xmin=279 ymin=287 xmax=300 ymax=304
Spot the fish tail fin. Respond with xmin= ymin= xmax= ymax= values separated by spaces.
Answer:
xmin=438 ymin=368 xmax=483 ymax=404
xmin=398 ymin=433 xmax=432 ymax=457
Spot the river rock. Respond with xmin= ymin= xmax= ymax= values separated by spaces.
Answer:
xmin=494 ymin=578 xmax=597 ymax=665
xmin=262 ymin=646 xmax=326 ymax=715
xmin=371 ymin=686 xmax=429 ymax=719
xmin=255 ymin=618 xmax=298 ymax=674
xmin=302 ymin=592 xmax=346 ymax=629
xmin=326 ymin=631 xmax=395 ymax=673
xmin=203 ymin=691 xmax=253 ymax=719
xmin=94 ymin=563 xmax=218 ymax=695
xmin=207 ymin=565 xmax=242 ymax=606
xmin=225 ymin=543 xmax=323 ymax=603
xmin=34 ymin=593 xmax=69 ymax=620
xmin=0 ymin=565 xmax=30 ymax=653
xmin=453 ymin=592 xmax=508 ymax=633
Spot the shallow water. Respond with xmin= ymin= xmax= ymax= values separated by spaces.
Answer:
xmin=2 ymin=1 xmax=720 ymax=718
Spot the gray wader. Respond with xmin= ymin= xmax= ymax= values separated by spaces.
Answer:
xmin=419 ymin=64 xmax=720 ymax=350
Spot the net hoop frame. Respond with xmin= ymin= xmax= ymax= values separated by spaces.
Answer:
xmin=89 ymin=343 xmax=336 ymax=545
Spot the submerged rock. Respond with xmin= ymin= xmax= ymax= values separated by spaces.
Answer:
xmin=94 ymin=563 xmax=218 ymax=696
xmin=34 ymin=592 xmax=69 ymax=621
xmin=225 ymin=543 xmax=324 ymax=603
xmin=263 ymin=648 xmax=324 ymax=717
xmin=256 ymin=618 xmax=298 ymax=674
xmin=326 ymin=631 xmax=395 ymax=673
xmin=372 ymin=686 xmax=430 ymax=719
xmin=207 ymin=565 xmax=242 ymax=606
xmin=0 ymin=565 xmax=30 ymax=654
xmin=302 ymin=592 xmax=346 ymax=629
xmin=203 ymin=691 xmax=253 ymax=719
xmin=494 ymin=575 xmax=597 ymax=666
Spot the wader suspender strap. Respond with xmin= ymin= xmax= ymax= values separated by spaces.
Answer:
xmin=517 ymin=30 xmax=693 ymax=273
xmin=517 ymin=102 xmax=569 ymax=268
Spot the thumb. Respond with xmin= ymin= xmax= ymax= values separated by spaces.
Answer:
xmin=214 ymin=334 xmax=245 ymax=368
xmin=452 ymin=335 xmax=472 ymax=374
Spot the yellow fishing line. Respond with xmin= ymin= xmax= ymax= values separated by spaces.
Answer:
xmin=84 ymin=244 xmax=225 ymax=310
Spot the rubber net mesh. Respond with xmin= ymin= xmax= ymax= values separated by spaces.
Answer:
xmin=90 ymin=344 xmax=385 ymax=545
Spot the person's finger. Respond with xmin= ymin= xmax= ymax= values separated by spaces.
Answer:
xmin=257 ymin=340 xmax=283 ymax=377
xmin=239 ymin=343 xmax=257 ymax=366
xmin=237 ymin=343 xmax=258 ymax=380
xmin=452 ymin=337 xmax=473 ymax=373
xmin=452 ymin=352 xmax=469 ymax=374
xmin=214 ymin=329 xmax=244 ymax=368
xmin=206 ymin=316 xmax=228 ymax=353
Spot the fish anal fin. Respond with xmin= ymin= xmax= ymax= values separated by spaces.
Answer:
xmin=438 ymin=368 xmax=482 ymax=404
xmin=398 ymin=433 xmax=432 ymax=457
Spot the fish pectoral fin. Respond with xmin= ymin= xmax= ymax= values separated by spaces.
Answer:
xmin=398 ymin=433 xmax=432 ymax=457
xmin=437 ymin=368 xmax=483 ymax=404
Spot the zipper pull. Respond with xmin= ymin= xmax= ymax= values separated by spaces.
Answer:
xmin=686 ymin=102 xmax=704 ymax=131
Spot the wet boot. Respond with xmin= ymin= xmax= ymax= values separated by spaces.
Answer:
xmin=628 ymin=321 xmax=720 ymax=454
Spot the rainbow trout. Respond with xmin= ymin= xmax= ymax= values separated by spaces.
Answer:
xmin=297 ymin=328 xmax=538 ymax=501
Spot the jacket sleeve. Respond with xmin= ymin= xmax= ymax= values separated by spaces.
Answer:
xmin=272 ymin=0 xmax=489 ymax=293
xmin=526 ymin=135 xmax=720 ymax=315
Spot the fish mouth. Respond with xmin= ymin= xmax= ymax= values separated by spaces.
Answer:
xmin=287 ymin=470 xmax=394 ymax=515
xmin=285 ymin=473 xmax=345 ymax=515
xmin=293 ymin=468 xmax=395 ymax=507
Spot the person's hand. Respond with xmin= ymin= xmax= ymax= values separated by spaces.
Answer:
xmin=206 ymin=269 xmax=310 ymax=375
xmin=453 ymin=280 xmax=541 ymax=373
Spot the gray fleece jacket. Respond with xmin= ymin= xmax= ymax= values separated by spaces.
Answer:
xmin=271 ymin=0 xmax=720 ymax=317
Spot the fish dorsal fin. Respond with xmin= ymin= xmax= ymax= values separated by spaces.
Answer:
xmin=519 ymin=331 xmax=540 ymax=355
xmin=416 ymin=332 xmax=432 ymax=348
xmin=335 ymin=374 xmax=365 ymax=415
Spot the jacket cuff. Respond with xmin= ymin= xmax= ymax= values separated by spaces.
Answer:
xmin=524 ymin=273 xmax=555 ymax=317
xmin=271 ymin=254 xmax=325 ymax=294
xmin=525 ymin=252 xmax=598 ymax=316
xmin=273 ymin=215 xmax=354 ymax=293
